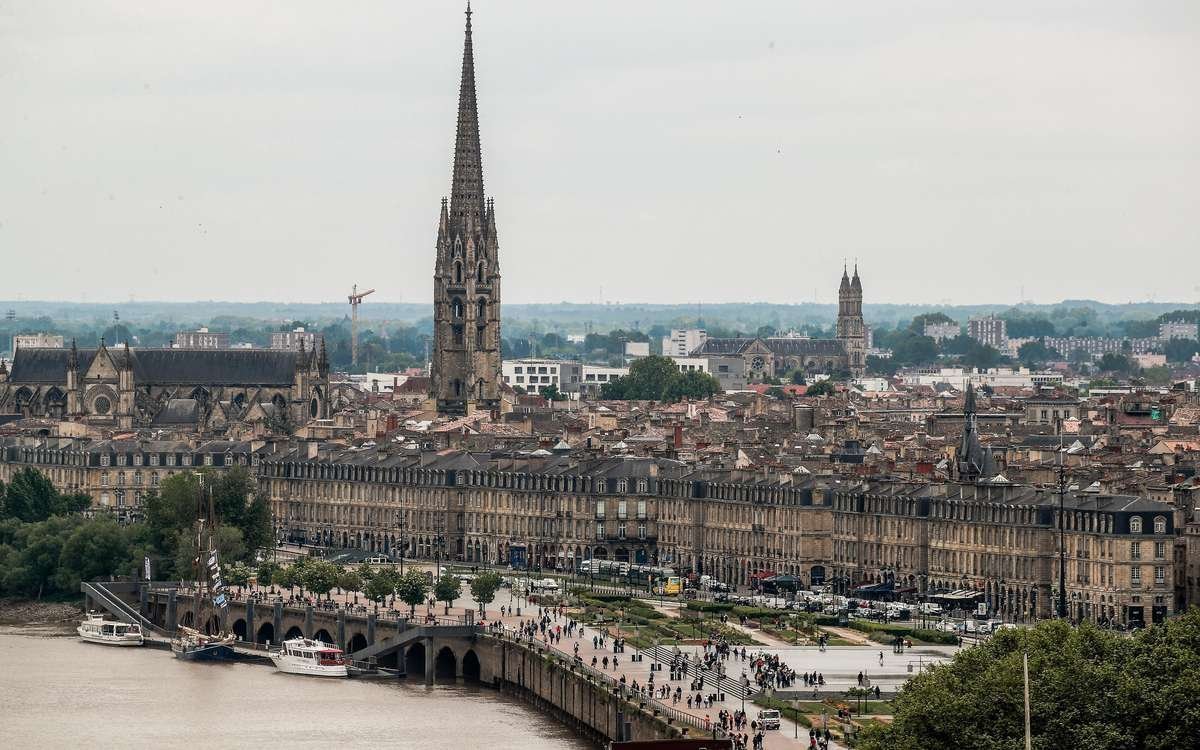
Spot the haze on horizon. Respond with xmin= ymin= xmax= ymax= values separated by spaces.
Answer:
xmin=2 ymin=1 xmax=1197 ymax=307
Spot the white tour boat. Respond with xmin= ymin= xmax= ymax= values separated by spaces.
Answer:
xmin=270 ymin=637 xmax=348 ymax=678
xmin=77 ymin=613 xmax=144 ymax=646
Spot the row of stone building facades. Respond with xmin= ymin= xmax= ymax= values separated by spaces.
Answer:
xmin=0 ymin=439 xmax=1181 ymax=626
xmin=254 ymin=448 xmax=1179 ymax=627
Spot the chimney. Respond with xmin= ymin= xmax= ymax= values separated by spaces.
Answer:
xmin=673 ymin=422 xmax=683 ymax=450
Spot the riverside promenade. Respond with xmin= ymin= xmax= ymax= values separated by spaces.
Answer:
xmin=224 ymin=580 xmax=882 ymax=749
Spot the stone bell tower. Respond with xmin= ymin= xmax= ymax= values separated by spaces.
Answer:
xmin=430 ymin=3 xmax=501 ymax=416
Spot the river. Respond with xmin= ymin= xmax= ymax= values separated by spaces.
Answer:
xmin=0 ymin=631 xmax=591 ymax=749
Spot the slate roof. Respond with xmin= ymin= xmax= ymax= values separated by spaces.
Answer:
xmin=8 ymin=347 xmax=303 ymax=386
xmin=692 ymin=337 xmax=847 ymax=358
xmin=152 ymin=399 xmax=200 ymax=425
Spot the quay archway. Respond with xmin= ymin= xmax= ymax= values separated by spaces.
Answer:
xmin=179 ymin=611 xmax=195 ymax=628
xmin=404 ymin=642 xmax=426 ymax=678
xmin=204 ymin=615 xmax=221 ymax=635
xmin=256 ymin=622 xmax=275 ymax=645
xmin=285 ymin=625 xmax=304 ymax=640
xmin=462 ymin=649 xmax=481 ymax=682
xmin=232 ymin=618 xmax=247 ymax=641
xmin=314 ymin=629 xmax=334 ymax=644
xmin=349 ymin=633 xmax=368 ymax=653
xmin=434 ymin=646 xmax=456 ymax=680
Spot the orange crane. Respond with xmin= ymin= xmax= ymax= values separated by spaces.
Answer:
xmin=348 ymin=284 xmax=375 ymax=366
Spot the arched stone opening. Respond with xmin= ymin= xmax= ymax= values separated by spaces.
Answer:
xmin=434 ymin=646 xmax=456 ymax=680
xmin=232 ymin=618 xmax=248 ymax=640
xmin=462 ymin=649 xmax=481 ymax=682
xmin=179 ymin=610 xmax=195 ymax=628
xmin=285 ymin=625 xmax=305 ymax=640
xmin=256 ymin=622 xmax=276 ymax=645
xmin=348 ymin=633 xmax=368 ymax=653
xmin=204 ymin=615 xmax=221 ymax=635
xmin=404 ymin=642 xmax=426 ymax=678
xmin=313 ymin=628 xmax=334 ymax=644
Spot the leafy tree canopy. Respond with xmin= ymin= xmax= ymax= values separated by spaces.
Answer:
xmin=860 ymin=613 xmax=1200 ymax=750
xmin=470 ymin=571 xmax=503 ymax=616
xmin=601 ymin=355 xmax=720 ymax=401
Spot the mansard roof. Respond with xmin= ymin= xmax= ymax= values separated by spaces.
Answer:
xmin=7 ymin=347 xmax=304 ymax=386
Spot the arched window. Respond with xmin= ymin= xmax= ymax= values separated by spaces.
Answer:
xmin=451 ymin=298 xmax=464 ymax=318
xmin=1153 ymin=516 xmax=1166 ymax=535
xmin=454 ymin=262 xmax=463 ymax=284
xmin=477 ymin=261 xmax=485 ymax=283
xmin=477 ymin=298 xmax=487 ymax=320
xmin=1130 ymin=516 xmax=1143 ymax=534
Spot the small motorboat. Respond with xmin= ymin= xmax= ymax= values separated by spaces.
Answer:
xmin=270 ymin=637 xmax=348 ymax=678
xmin=77 ymin=613 xmax=144 ymax=646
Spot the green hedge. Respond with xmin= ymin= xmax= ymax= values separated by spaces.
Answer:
xmin=752 ymin=695 xmax=812 ymax=728
xmin=847 ymin=620 xmax=957 ymax=645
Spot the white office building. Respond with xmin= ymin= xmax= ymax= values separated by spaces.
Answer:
xmin=661 ymin=329 xmax=707 ymax=357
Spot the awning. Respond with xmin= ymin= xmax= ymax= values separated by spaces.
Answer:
xmin=930 ymin=589 xmax=983 ymax=602
xmin=853 ymin=581 xmax=895 ymax=594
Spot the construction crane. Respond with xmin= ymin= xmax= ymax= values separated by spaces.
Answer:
xmin=348 ymin=284 xmax=375 ymax=367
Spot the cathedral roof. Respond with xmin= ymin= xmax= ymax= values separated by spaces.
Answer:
xmin=7 ymin=347 xmax=304 ymax=386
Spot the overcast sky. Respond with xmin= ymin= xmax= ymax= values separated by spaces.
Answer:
xmin=2 ymin=1 xmax=1197 ymax=306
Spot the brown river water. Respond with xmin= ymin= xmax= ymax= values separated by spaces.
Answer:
xmin=0 ymin=631 xmax=591 ymax=749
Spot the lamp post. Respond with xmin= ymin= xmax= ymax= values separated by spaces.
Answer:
xmin=1056 ymin=436 xmax=1068 ymax=620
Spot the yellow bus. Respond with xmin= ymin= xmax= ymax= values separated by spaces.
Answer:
xmin=656 ymin=576 xmax=683 ymax=596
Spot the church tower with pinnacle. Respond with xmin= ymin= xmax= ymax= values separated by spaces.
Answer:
xmin=431 ymin=4 xmax=502 ymax=416
xmin=836 ymin=264 xmax=867 ymax=377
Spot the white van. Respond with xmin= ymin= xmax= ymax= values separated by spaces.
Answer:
xmin=757 ymin=709 xmax=781 ymax=730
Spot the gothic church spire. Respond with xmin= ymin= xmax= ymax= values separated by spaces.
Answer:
xmin=449 ymin=2 xmax=484 ymax=227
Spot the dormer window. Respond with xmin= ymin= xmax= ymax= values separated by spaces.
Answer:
xmin=1130 ymin=516 xmax=1143 ymax=534
xmin=1153 ymin=516 xmax=1167 ymax=535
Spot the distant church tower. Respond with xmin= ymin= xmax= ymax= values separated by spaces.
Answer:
xmin=836 ymin=265 xmax=867 ymax=377
xmin=431 ymin=4 xmax=502 ymax=416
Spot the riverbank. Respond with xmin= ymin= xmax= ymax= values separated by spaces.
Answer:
xmin=0 ymin=598 xmax=82 ymax=635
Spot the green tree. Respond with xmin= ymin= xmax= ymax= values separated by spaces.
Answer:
xmin=1 ymin=468 xmax=61 ymax=522
xmin=858 ymin=613 xmax=1200 ymax=750
xmin=7 ymin=516 xmax=76 ymax=598
xmin=173 ymin=526 xmax=246 ymax=582
xmin=1018 ymin=339 xmax=1062 ymax=368
xmin=470 ymin=571 xmax=502 ymax=617
xmin=601 ymin=355 xmax=720 ymax=402
xmin=224 ymin=561 xmax=252 ymax=587
xmin=434 ymin=575 xmax=462 ymax=614
xmin=301 ymin=559 xmax=341 ymax=600
xmin=1098 ymin=353 xmax=1133 ymax=374
xmin=337 ymin=569 xmax=363 ymax=595
xmin=396 ymin=569 xmax=429 ymax=615
xmin=664 ymin=370 xmax=721 ymax=401
xmin=805 ymin=380 xmax=836 ymax=397
xmin=908 ymin=312 xmax=956 ymax=333
xmin=54 ymin=517 xmax=132 ymax=592
xmin=364 ymin=568 xmax=398 ymax=605
xmin=540 ymin=383 xmax=563 ymax=402
xmin=865 ymin=355 xmax=898 ymax=377
xmin=1165 ymin=337 xmax=1200 ymax=363
xmin=890 ymin=331 xmax=940 ymax=366
xmin=257 ymin=561 xmax=281 ymax=587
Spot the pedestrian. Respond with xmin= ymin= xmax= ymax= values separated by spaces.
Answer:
xmin=879 ymin=651 xmax=884 ymax=666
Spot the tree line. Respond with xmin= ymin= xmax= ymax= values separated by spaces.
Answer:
xmin=0 ymin=467 xmax=270 ymax=601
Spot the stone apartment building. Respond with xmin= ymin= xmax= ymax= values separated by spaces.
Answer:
xmin=253 ymin=443 xmax=1179 ymax=627
xmin=828 ymin=480 xmax=1176 ymax=626
xmin=0 ymin=436 xmax=269 ymax=520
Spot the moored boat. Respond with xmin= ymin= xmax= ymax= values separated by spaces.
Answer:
xmin=171 ymin=626 xmax=236 ymax=661
xmin=77 ymin=613 xmax=144 ymax=646
xmin=270 ymin=638 xmax=348 ymax=677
